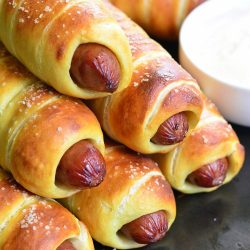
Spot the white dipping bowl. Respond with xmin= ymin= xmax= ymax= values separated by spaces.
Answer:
xmin=179 ymin=0 xmax=250 ymax=127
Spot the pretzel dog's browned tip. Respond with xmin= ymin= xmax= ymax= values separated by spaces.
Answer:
xmin=120 ymin=211 xmax=168 ymax=244
xmin=57 ymin=240 xmax=76 ymax=250
xmin=151 ymin=112 xmax=189 ymax=145
xmin=187 ymin=158 xmax=229 ymax=187
xmin=56 ymin=140 xmax=106 ymax=189
xmin=70 ymin=43 xmax=120 ymax=93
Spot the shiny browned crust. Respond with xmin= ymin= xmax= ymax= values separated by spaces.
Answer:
xmin=154 ymin=96 xmax=245 ymax=193
xmin=0 ymin=43 xmax=105 ymax=198
xmin=10 ymin=98 xmax=103 ymax=196
xmin=63 ymin=143 xmax=176 ymax=249
xmin=0 ymin=169 xmax=94 ymax=250
xmin=90 ymin=2 xmax=203 ymax=154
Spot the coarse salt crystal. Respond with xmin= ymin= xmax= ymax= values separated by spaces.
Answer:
xmin=44 ymin=6 xmax=52 ymax=12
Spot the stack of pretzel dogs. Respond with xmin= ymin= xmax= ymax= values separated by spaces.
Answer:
xmin=0 ymin=0 xmax=245 ymax=249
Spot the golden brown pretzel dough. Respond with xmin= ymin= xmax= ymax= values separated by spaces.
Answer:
xmin=0 ymin=43 xmax=104 ymax=198
xmin=0 ymin=0 xmax=132 ymax=98
xmin=0 ymin=169 xmax=94 ymax=250
xmin=90 ymin=2 xmax=203 ymax=154
xmin=109 ymin=0 xmax=205 ymax=39
xmin=63 ymin=143 xmax=176 ymax=249
xmin=154 ymin=97 xmax=245 ymax=193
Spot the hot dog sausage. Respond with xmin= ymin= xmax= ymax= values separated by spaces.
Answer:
xmin=187 ymin=158 xmax=228 ymax=187
xmin=70 ymin=43 xmax=120 ymax=93
xmin=56 ymin=140 xmax=106 ymax=189
xmin=120 ymin=211 xmax=168 ymax=244
xmin=151 ymin=112 xmax=189 ymax=145
xmin=57 ymin=240 xmax=76 ymax=250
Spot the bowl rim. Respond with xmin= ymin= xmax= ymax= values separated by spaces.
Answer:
xmin=179 ymin=0 xmax=250 ymax=92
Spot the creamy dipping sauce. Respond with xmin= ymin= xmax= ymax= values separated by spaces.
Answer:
xmin=188 ymin=1 xmax=250 ymax=89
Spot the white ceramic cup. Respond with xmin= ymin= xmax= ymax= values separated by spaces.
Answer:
xmin=179 ymin=0 xmax=250 ymax=127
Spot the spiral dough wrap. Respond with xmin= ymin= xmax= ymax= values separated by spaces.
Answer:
xmin=62 ymin=143 xmax=176 ymax=249
xmin=0 ymin=169 xmax=94 ymax=250
xmin=0 ymin=0 xmax=132 ymax=98
xmin=0 ymin=43 xmax=105 ymax=198
xmin=154 ymin=97 xmax=245 ymax=194
xmin=90 ymin=2 xmax=203 ymax=154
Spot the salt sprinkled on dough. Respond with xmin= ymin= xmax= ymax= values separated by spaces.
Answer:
xmin=155 ymin=179 xmax=160 ymax=186
xmin=44 ymin=6 xmax=52 ymax=12
xmin=133 ymin=82 xmax=139 ymax=87
xmin=20 ymin=205 xmax=41 ymax=229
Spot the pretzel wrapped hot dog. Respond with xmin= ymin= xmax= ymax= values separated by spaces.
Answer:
xmin=0 ymin=0 xmax=132 ymax=98
xmin=109 ymin=0 xmax=205 ymax=39
xmin=62 ymin=143 xmax=176 ymax=249
xmin=0 ymin=168 xmax=94 ymax=250
xmin=154 ymin=97 xmax=245 ymax=193
xmin=90 ymin=2 xmax=203 ymax=154
xmin=0 ymin=43 xmax=105 ymax=198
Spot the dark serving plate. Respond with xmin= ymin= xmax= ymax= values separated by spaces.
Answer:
xmin=95 ymin=41 xmax=250 ymax=250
